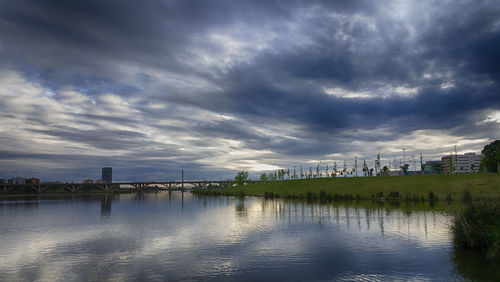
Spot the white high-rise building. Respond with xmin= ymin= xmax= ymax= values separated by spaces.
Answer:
xmin=452 ymin=153 xmax=482 ymax=173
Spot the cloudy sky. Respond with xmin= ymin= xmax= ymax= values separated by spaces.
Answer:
xmin=0 ymin=0 xmax=499 ymax=182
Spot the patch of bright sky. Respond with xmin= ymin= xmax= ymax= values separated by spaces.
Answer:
xmin=190 ymin=26 xmax=277 ymax=71
xmin=484 ymin=111 xmax=500 ymax=123
xmin=232 ymin=159 xmax=283 ymax=171
xmin=323 ymin=84 xmax=418 ymax=99
xmin=440 ymin=82 xmax=455 ymax=89
xmin=195 ymin=138 xmax=277 ymax=171
xmin=383 ymin=130 xmax=489 ymax=159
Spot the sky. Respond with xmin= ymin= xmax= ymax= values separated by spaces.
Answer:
xmin=0 ymin=0 xmax=499 ymax=182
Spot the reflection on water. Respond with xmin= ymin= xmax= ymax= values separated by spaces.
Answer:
xmin=100 ymin=194 xmax=112 ymax=216
xmin=0 ymin=192 xmax=495 ymax=281
xmin=452 ymin=245 xmax=500 ymax=281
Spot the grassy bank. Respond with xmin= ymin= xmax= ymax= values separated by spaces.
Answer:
xmin=193 ymin=173 xmax=500 ymax=201
xmin=452 ymin=201 xmax=500 ymax=260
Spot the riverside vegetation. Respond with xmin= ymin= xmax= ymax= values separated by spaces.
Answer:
xmin=452 ymin=200 xmax=500 ymax=260
xmin=192 ymin=173 xmax=500 ymax=201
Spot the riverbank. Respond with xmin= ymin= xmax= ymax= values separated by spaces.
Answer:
xmin=193 ymin=173 xmax=500 ymax=201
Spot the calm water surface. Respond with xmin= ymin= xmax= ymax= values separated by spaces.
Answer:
xmin=0 ymin=191 xmax=495 ymax=281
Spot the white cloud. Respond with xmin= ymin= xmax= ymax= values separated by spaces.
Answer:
xmin=484 ymin=111 xmax=500 ymax=123
xmin=323 ymin=84 xmax=419 ymax=99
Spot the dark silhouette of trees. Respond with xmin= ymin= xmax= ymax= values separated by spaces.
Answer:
xmin=481 ymin=140 xmax=500 ymax=173
xmin=235 ymin=170 xmax=249 ymax=186
xmin=382 ymin=165 xmax=389 ymax=176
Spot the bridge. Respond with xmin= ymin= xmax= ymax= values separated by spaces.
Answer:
xmin=0 ymin=180 xmax=259 ymax=193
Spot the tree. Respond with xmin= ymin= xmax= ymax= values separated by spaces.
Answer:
xmin=325 ymin=164 xmax=329 ymax=177
xmin=401 ymin=164 xmax=409 ymax=174
xmin=481 ymin=140 xmax=500 ymax=173
xmin=278 ymin=169 xmax=286 ymax=181
xmin=343 ymin=160 xmax=347 ymax=177
xmin=259 ymin=173 xmax=268 ymax=183
xmin=309 ymin=166 xmax=313 ymax=179
xmin=382 ymin=165 xmax=389 ymax=176
xmin=235 ymin=170 xmax=249 ymax=186
xmin=419 ymin=153 xmax=424 ymax=174
xmin=286 ymin=169 xmax=290 ymax=180
xmin=375 ymin=147 xmax=381 ymax=175
xmin=448 ymin=153 xmax=454 ymax=174
xmin=300 ymin=166 xmax=304 ymax=179
xmin=293 ymin=166 xmax=297 ymax=179
xmin=362 ymin=159 xmax=368 ymax=176
xmin=333 ymin=162 xmax=337 ymax=176
xmin=354 ymin=156 xmax=358 ymax=177
xmin=316 ymin=163 xmax=320 ymax=178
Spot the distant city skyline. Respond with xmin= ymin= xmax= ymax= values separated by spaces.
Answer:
xmin=0 ymin=0 xmax=499 ymax=181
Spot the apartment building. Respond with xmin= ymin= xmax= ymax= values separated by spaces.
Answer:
xmin=441 ymin=153 xmax=482 ymax=174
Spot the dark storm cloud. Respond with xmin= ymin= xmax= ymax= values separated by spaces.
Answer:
xmin=27 ymin=127 xmax=151 ymax=150
xmin=0 ymin=0 xmax=289 ymax=80
xmin=163 ymin=0 xmax=500 ymax=145
xmin=0 ymin=0 xmax=499 ymax=180
xmin=0 ymin=0 xmax=376 ymax=77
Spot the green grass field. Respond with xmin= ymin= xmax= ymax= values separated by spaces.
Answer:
xmin=197 ymin=173 xmax=500 ymax=201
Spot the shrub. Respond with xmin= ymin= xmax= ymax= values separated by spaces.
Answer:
xmin=264 ymin=191 xmax=275 ymax=199
xmin=319 ymin=190 xmax=327 ymax=203
xmin=462 ymin=188 xmax=472 ymax=202
xmin=388 ymin=191 xmax=400 ymax=199
xmin=428 ymin=191 xmax=438 ymax=201
xmin=452 ymin=201 xmax=500 ymax=260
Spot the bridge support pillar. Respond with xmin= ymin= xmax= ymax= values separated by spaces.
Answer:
xmin=2 ymin=185 xmax=15 ymax=192
xmin=166 ymin=182 xmax=173 ymax=191
xmin=32 ymin=185 xmax=48 ymax=193
xmin=65 ymin=184 xmax=82 ymax=192
xmin=97 ymin=184 xmax=116 ymax=191
xmin=132 ymin=183 xmax=148 ymax=190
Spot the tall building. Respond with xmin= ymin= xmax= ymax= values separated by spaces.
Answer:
xmin=442 ymin=153 xmax=482 ymax=174
xmin=102 ymin=167 xmax=112 ymax=183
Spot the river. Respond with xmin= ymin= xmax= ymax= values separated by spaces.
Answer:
xmin=0 ymin=191 xmax=497 ymax=281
